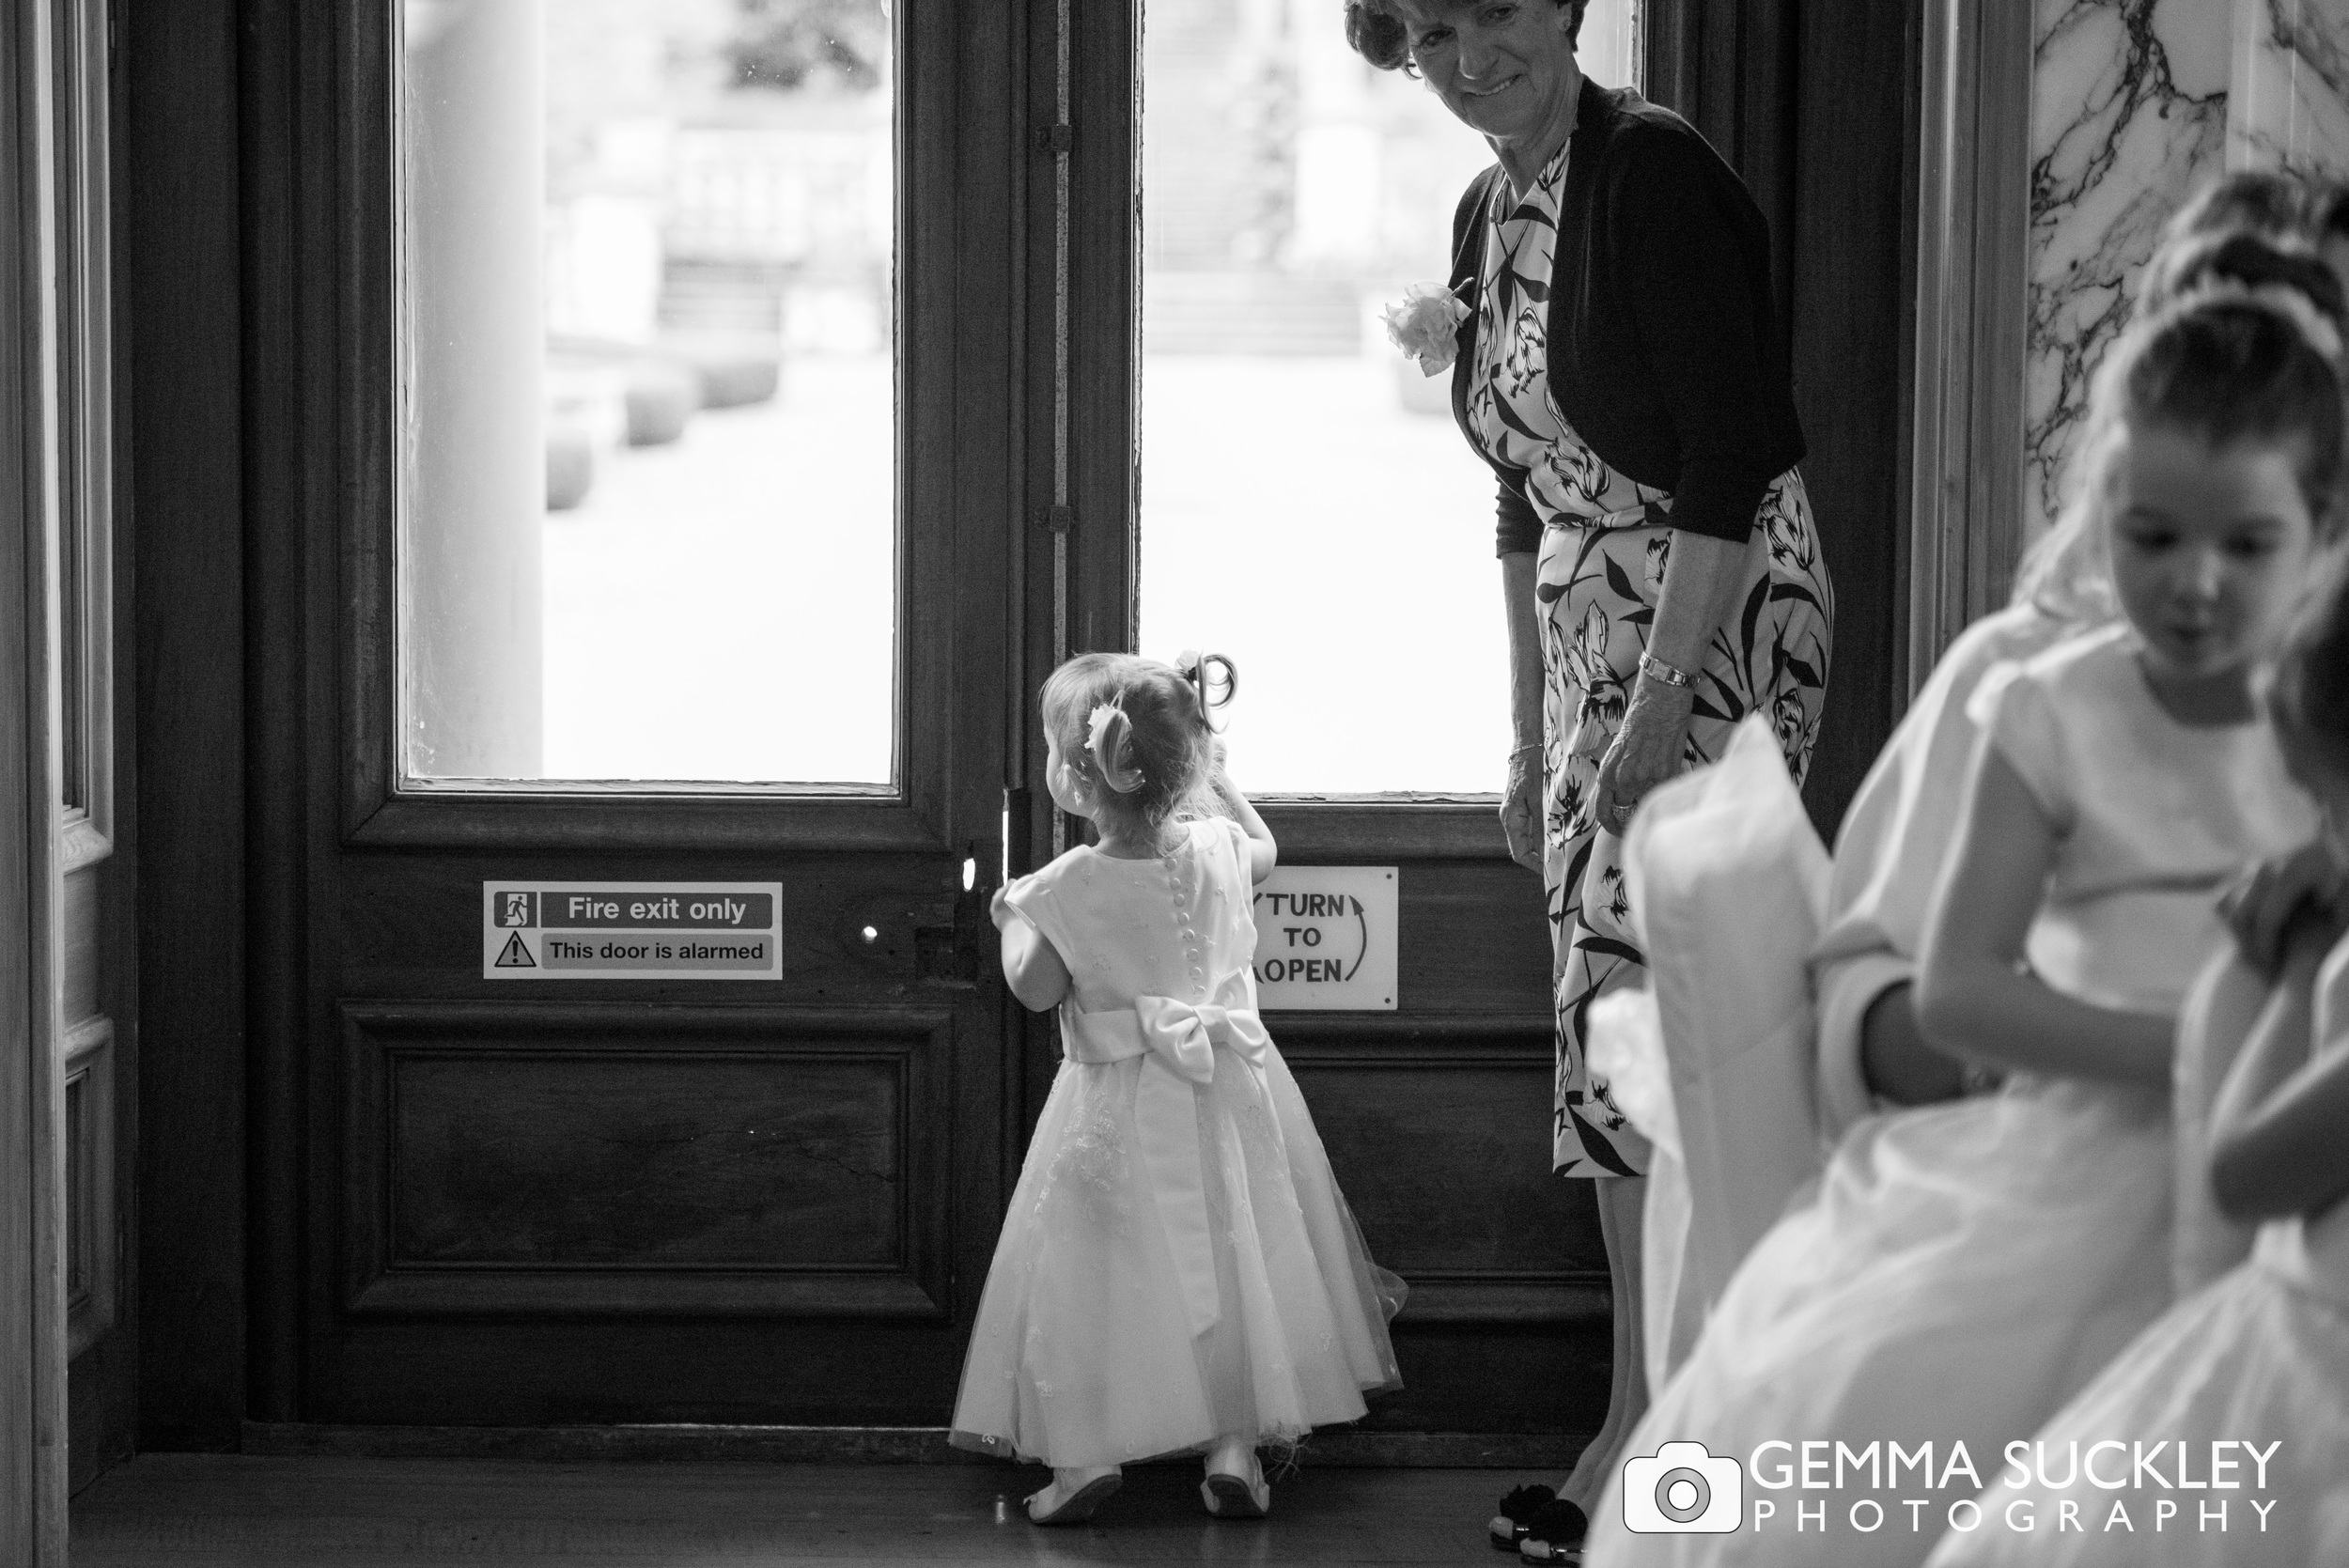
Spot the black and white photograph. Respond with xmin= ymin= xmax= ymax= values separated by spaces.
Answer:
xmin=5 ymin=0 xmax=2347 ymax=1563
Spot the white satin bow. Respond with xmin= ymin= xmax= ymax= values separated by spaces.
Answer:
xmin=1066 ymin=990 xmax=1276 ymax=1337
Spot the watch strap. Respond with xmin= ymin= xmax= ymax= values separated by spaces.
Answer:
xmin=1638 ymin=652 xmax=1693 ymax=689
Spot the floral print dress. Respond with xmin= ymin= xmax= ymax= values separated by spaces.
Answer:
xmin=1470 ymin=143 xmax=1834 ymax=1178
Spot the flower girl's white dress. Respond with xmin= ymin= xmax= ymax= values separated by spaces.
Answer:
xmin=949 ymin=816 xmax=1404 ymax=1469
xmin=1585 ymin=626 xmax=2317 ymax=1568
xmin=1925 ymin=935 xmax=2349 ymax=1566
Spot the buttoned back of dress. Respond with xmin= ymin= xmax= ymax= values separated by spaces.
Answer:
xmin=1002 ymin=815 xmax=1260 ymax=1019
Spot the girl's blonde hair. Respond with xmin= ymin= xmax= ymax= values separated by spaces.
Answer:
xmin=2015 ymin=241 xmax=2347 ymax=625
xmin=1040 ymin=652 xmax=1237 ymax=841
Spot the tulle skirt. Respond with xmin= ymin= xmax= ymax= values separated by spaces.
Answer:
xmin=1926 ymin=1211 xmax=2349 ymax=1567
xmin=948 ymin=1038 xmax=1404 ymax=1469
xmin=1586 ymin=1077 xmax=2173 ymax=1568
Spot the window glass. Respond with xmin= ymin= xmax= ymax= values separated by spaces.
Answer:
xmin=1138 ymin=0 xmax=1638 ymax=793
xmin=399 ymin=0 xmax=894 ymax=784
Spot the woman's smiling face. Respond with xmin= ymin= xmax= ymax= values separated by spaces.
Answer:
xmin=1393 ymin=0 xmax=1581 ymax=154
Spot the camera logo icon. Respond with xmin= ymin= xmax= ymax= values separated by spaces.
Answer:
xmin=1622 ymin=1441 xmax=1743 ymax=1533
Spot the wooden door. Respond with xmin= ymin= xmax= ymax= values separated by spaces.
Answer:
xmin=8 ymin=0 xmax=128 ymax=1549
xmin=2 ymin=0 xmax=70 ymax=1543
xmin=8 ymin=0 xmax=128 ymax=1540
xmin=108 ymin=0 xmax=1919 ymax=1448
xmin=226 ymin=0 xmax=1033 ymax=1429
xmin=54 ymin=0 xmax=136 ymax=1492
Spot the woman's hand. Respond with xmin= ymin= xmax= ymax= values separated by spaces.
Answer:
xmin=1593 ymin=680 xmax=1694 ymax=833
xmin=1501 ymin=745 xmax=1544 ymax=872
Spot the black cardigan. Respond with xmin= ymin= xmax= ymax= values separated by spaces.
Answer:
xmin=1450 ymin=77 xmax=1806 ymax=553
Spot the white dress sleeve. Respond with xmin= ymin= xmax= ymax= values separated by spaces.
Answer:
xmin=1810 ymin=607 xmax=2068 ymax=1136
xmin=1964 ymin=658 xmax=2077 ymax=832
xmin=1000 ymin=852 xmax=1080 ymax=970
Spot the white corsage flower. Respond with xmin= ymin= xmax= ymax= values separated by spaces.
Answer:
xmin=1382 ymin=282 xmax=1471 ymax=378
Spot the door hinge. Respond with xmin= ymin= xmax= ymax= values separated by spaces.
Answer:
xmin=1036 ymin=122 xmax=1074 ymax=156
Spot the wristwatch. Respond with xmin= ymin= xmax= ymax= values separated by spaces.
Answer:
xmin=1638 ymin=651 xmax=1693 ymax=689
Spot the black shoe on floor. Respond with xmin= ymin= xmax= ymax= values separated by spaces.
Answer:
xmin=1486 ymin=1483 xmax=1561 ymax=1550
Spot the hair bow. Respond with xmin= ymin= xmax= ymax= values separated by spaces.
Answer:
xmin=1173 ymin=649 xmax=1237 ymax=730
xmin=1087 ymin=702 xmax=1144 ymax=794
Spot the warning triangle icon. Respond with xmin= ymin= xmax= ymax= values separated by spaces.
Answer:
xmin=494 ymin=931 xmax=537 ymax=969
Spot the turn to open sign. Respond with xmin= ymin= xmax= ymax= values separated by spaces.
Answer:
xmin=1251 ymin=867 xmax=1397 ymax=1011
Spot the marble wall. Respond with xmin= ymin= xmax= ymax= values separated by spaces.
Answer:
xmin=2025 ymin=0 xmax=2229 ymax=543
xmin=2022 ymin=0 xmax=2349 ymax=543
xmin=2230 ymin=0 xmax=2349 ymax=175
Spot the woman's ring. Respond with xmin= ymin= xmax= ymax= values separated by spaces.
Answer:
xmin=1610 ymin=801 xmax=1635 ymax=823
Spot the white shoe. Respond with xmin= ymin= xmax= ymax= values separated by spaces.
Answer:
xmin=1200 ymin=1446 xmax=1270 ymax=1518
xmin=1026 ymin=1466 xmax=1121 ymax=1525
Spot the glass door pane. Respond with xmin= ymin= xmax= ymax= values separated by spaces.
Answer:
xmin=1137 ymin=0 xmax=1637 ymax=794
xmin=398 ymin=0 xmax=895 ymax=785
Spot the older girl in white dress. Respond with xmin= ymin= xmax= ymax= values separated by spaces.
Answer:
xmin=1585 ymin=278 xmax=2334 ymax=1568
xmin=1926 ymin=552 xmax=2349 ymax=1567
xmin=948 ymin=653 xmax=1403 ymax=1526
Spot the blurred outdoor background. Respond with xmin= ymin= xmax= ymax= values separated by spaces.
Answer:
xmin=402 ymin=0 xmax=1636 ymax=790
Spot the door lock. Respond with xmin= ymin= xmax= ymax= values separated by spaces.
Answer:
xmin=914 ymin=879 xmax=991 ymax=987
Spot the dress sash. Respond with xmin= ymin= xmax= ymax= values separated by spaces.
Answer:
xmin=1064 ymin=980 xmax=1275 ymax=1337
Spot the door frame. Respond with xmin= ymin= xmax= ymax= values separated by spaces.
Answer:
xmin=3 ymin=0 xmax=70 ymax=1552
xmin=1906 ymin=0 xmax=2032 ymax=693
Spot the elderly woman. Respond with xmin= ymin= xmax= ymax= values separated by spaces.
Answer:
xmin=1345 ymin=0 xmax=1831 ymax=1554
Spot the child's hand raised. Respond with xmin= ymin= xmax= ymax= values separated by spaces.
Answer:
xmin=2220 ymin=840 xmax=2347 ymax=975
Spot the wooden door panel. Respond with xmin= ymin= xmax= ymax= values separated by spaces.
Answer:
xmin=1392 ymin=858 xmax=1555 ymax=1006
xmin=339 ymin=1003 xmax=953 ymax=1320
xmin=63 ymin=1018 xmax=116 ymax=1358
xmin=1290 ymin=1046 xmax=1601 ymax=1282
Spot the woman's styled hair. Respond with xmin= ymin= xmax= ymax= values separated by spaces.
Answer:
xmin=1344 ymin=0 xmax=1592 ymax=72
xmin=2015 ymin=236 xmax=2347 ymax=624
xmin=2265 ymin=543 xmax=2349 ymax=783
xmin=1039 ymin=651 xmax=1237 ymax=841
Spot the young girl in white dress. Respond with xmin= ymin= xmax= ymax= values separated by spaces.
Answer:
xmin=947 ymin=651 xmax=1404 ymax=1525
xmin=1584 ymin=280 xmax=2333 ymax=1568
xmin=1925 ymin=551 xmax=2349 ymax=1566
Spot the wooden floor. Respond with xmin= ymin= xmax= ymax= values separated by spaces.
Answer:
xmin=70 ymin=1454 xmax=1526 ymax=1565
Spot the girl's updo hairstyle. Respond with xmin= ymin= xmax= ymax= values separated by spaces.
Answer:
xmin=2264 ymin=544 xmax=2349 ymax=784
xmin=1345 ymin=0 xmax=1592 ymax=73
xmin=1040 ymin=650 xmax=1237 ymax=841
xmin=2149 ymin=169 xmax=2313 ymax=271
xmin=2140 ymin=229 xmax=2347 ymax=323
xmin=2015 ymin=235 xmax=2346 ymax=624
